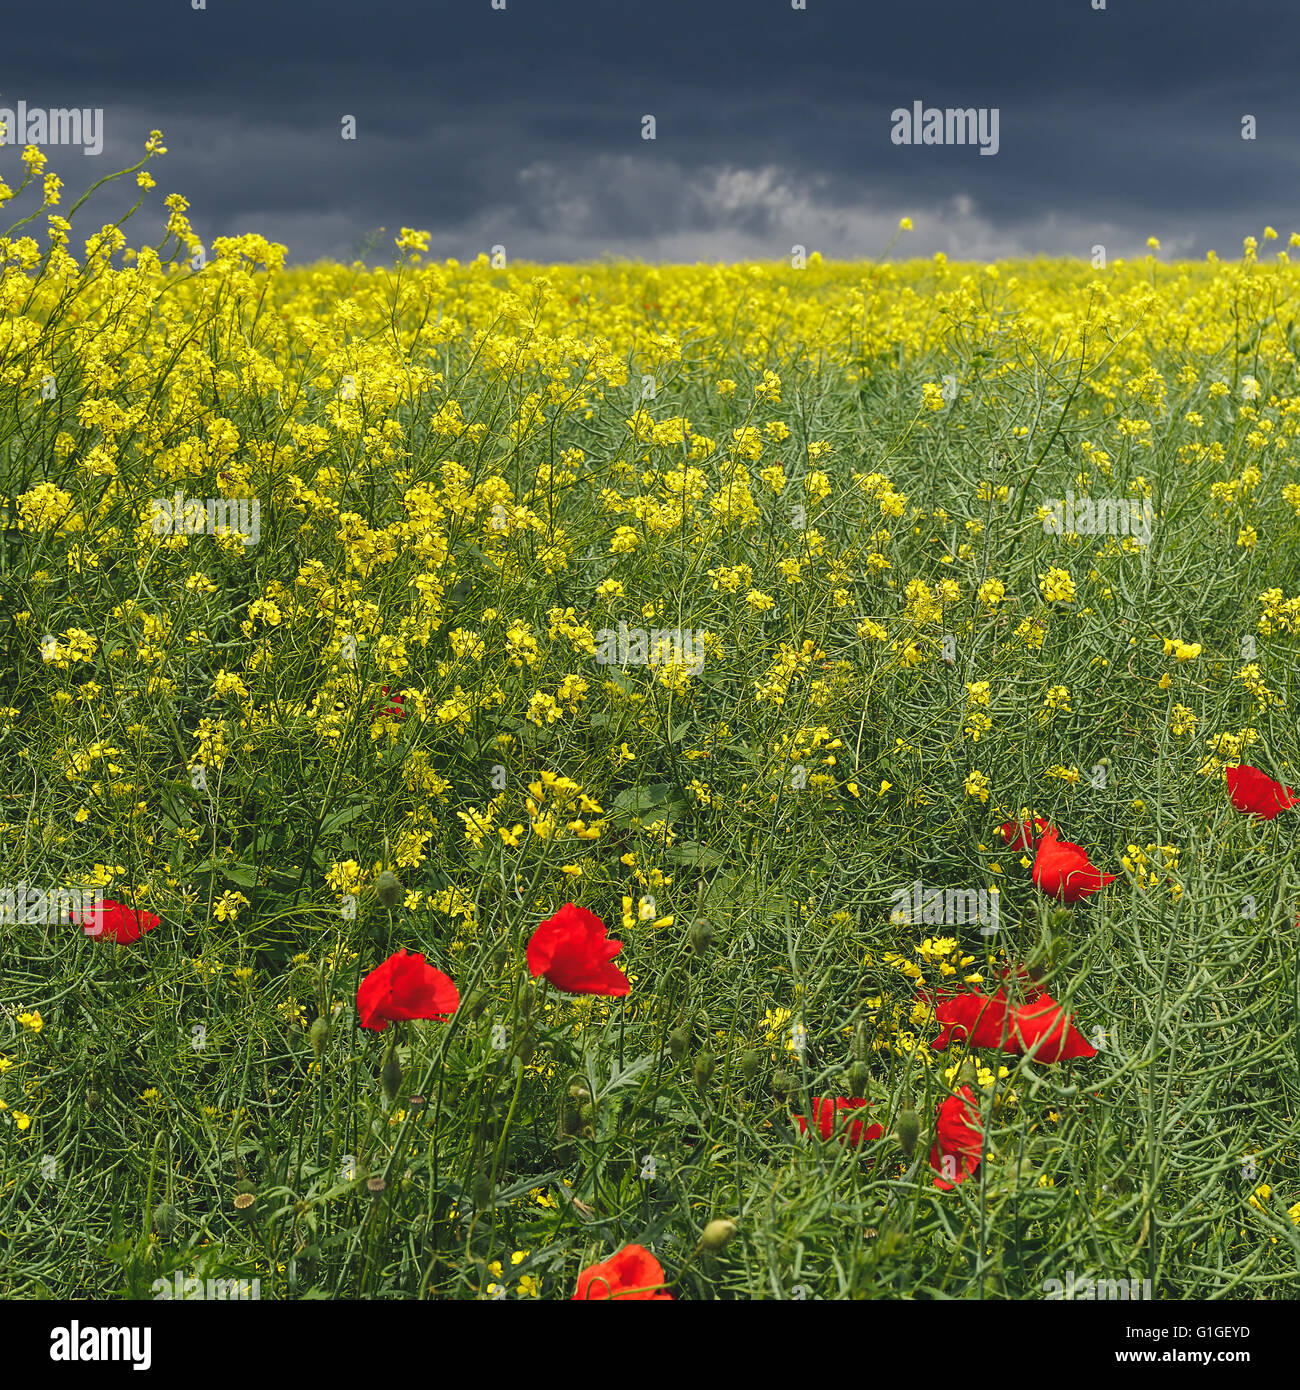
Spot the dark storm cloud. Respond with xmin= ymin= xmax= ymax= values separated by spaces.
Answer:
xmin=2 ymin=0 xmax=1299 ymax=263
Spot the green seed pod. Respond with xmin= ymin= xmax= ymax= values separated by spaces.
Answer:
xmin=375 ymin=869 xmax=403 ymax=910
xmin=894 ymin=1107 xmax=921 ymax=1157
xmin=667 ymin=1028 xmax=689 ymax=1062
xmin=382 ymin=1049 xmax=403 ymax=1105
xmin=848 ymin=1060 xmax=871 ymax=1099
xmin=151 ymin=1202 xmax=178 ymax=1237
xmin=309 ymin=1016 xmax=331 ymax=1058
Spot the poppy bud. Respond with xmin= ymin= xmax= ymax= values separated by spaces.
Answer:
xmin=151 ymin=1202 xmax=177 ymax=1237
xmin=309 ymin=1016 xmax=330 ymax=1057
xmin=382 ymin=1047 xmax=403 ymax=1104
xmin=772 ymin=1069 xmax=795 ymax=1101
xmin=667 ymin=1028 xmax=689 ymax=1061
xmin=848 ymin=1060 xmax=871 ymax=1098
xmin=471 ymin=1172 xmax=494 ymax=1208
xmin=375 ymin=869 xmax=403 ymax=909
xmin=739 ymin=1049 xmax=761 ymax=1083
xmin=852 ymin=1022 xmax=870 ymax=1064
xmin=85 ymin=1089 xmax=100 ymax=1112
xmin=894 ymin=1107 xmax=920 ymax=1156
xmin=689 ymin=919 xmax=714 ymax=955
xmin=515 ymin=1028 xmax=536 ymax=1064
xmin=559 ymin=1093 xmax=583 ymax=1136
xmin=464 ymin=989 xmax=489 ymax=1021
xmin=958 ymin=1058 xmax=979 ymax=1087
xmin=693 ymin=1049 xmax=714 ymax=1092
xmin=700 ymin=1217 xmax=738 ymax=1252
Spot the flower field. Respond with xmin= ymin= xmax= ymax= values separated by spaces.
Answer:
xmin=3 ymin=141 xmax=1300 ymax=1300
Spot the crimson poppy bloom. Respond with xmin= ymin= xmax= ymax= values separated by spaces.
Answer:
xmin=794 ymin=1096 xmax=885 ymax=1147
xmin=73 ymin=897 xmax=161 ymax=944
xmin=527 ymin=903 xmax=630 ymax=997
xmin=930 ymin=1085 xmax=984 ymax=1190
xmin=1032 ymin=827 xmax=1115 ymax=903
xmin=573 ymin=1243 xmax=673 ymax=1300
xmin=997 ymin=816 xmax=1050 ymax=852
xmin=1225 ymin=764 xmax=1297 ymax=820
xmin=357 ymin=949 xmax=459 ymax=1031
xmin=375 ymin=686 xmax=407 ymax=720
xmin=930 ymin=989 xmax=1096 ymax=1062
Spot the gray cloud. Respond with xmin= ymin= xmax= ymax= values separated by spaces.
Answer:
xmin=3 ymin=0 xmax=1298 ymax=264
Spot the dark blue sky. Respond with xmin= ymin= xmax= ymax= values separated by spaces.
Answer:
xmin=3 ymin=0 xmax=1298 ymax=263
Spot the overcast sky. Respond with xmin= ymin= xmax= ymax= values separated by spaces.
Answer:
xmin=3 ymin=0 xmax=1298 ymax=265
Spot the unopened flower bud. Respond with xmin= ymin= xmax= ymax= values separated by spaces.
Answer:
xmin=471 ymin=1172 xmax=494 ymax=1209
xmin=894 ymin=1107 xmax=921 ymax=1156
xmin=151 ymin=1202 xmax=177 ymax=1237
xmin=692 ymin=1049 xmax=714 ymax=1091
xmin=848 ymin=1061 xmax=871 ymax=1098
xmin=375 ymin=869 xmax=403 ymax=909
xmin=700 ymin=1217 xmax=738 ymax=1252
xmin=739 ymin=1049 xmax=761 ymax=1083
xmin=689 ymin=918 xmax=714 ymax=955
xmin=309 ymin=1016 xmax=331 ymax=1057
xmin=667 ymin=1028 xmax=689 ymax=1061
xmin=382 ymin=1047 xmax=403 ymax=1104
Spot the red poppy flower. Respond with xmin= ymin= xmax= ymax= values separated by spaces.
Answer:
xmin=573 ymin=1243 xmax=673 ymax=1300
xmin=997 ymin=963 xmax=1043 ymax=1001
xmin=930 ymin=989 xmax=1096 ymax=1062
xmin=1225 ymin=764 xmax=1297 ymax=820
xmin=794 ymin=1097 xmax=885 ymax=1147
xmin=73 ymin=897 xmax=161 ymax=944
xmin=1032 ymin=827 xmax=1115 ymax=903
xmin=527 ymin=903 xmax=630 ymax=997
xmin=930 ymin=1085 xmax=984 ymax=1190
xmin=356 ymin=949 xmax=459 ymax=1031
xmin=377 ymin=686 xmax=407 ymax=720
xmin=997 ymin=816 xmax=1050 ymax=852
